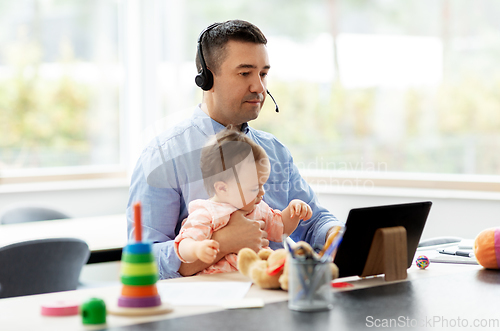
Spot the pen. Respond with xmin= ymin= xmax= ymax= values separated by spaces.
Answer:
xmin=319 ymin=226 xmax=341 ymax=257
xmin=438 ymin=249 xmax=474 ymax=258
xmin=307 ymin=235 xmax=344 ymax=301
xmin=283 ymin=235 xmax=299 ymax=259
xmin=321 ymin=226 xmax=345 ymax=262
xmin=285 ymin=236 xmax=297 ymax=250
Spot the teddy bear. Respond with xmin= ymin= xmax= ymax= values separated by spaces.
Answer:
xmin=237 ymin=241 xmax=339 ymax=290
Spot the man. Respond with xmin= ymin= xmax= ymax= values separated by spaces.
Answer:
xmin=127 ymin=20 xmax=342 ymax=279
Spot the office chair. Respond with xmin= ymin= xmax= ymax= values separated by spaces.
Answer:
xmin=0 ymin=238 xmax=90 ymax=298
xmin=0 ymin=206 xmax=70 ymax=225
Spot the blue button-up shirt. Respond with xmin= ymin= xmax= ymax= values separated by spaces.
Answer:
xmin=127 ymin=106 xmax=341 ymax=279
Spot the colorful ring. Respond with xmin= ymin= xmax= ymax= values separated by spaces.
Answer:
xmin=122 ymin=252 xmax=154 ymax=264
xmin=121 ymin=285 xmax=159 ymax=298
xmin=120 ymin=274 xmax=158 ymax=286
xmin=41 ymin=300 xmax=79 ymax=316
xmin=123 ymin=242 xmax=152 ymax=254
xmin=121 ymin=262 xmax=157 ymax=276
xmin=118 ymin=295 xmax=162 ymax=308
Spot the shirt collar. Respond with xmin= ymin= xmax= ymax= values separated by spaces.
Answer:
xmin=193 ymin=104 xmax=250 ymax=136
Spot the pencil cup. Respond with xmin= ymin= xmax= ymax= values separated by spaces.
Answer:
xmin=288 ymin=259 xmax=333 ymax=312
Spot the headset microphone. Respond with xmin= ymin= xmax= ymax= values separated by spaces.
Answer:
xmin=267 ymin=90 xmax=279 ymax=113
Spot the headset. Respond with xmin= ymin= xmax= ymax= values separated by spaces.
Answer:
xmin=195 ymin=23 xmax=279 ymax=112
xmin=195 ymin=23 xmax=218 ymax=91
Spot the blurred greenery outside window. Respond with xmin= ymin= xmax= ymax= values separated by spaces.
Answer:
xmin=2 ymin=0 xmax=500 ymax=191
xmin=0 ymin=0 xmax=120 ymax=177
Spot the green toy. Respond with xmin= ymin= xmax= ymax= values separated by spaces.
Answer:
xmin=81 ymin=298 xmax=106 ymax=325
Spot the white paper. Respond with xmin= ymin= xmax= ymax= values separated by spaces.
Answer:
xmin=222 ymin=298 xmax=264 ymax=309
xmin=157 ymin=281 xmax=252 ymax=306
xmin=416 ymin=245 xmax=478 ymax=265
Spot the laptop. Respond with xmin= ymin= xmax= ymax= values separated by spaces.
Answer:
xmin=333 ymin=201 xmax=432 ymax=278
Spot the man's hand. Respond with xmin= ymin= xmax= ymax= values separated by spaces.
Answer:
xmin=179 ymin=210 xmax=268 ymax=276
xmin=212 ymin=210 xmax=269 ymax=254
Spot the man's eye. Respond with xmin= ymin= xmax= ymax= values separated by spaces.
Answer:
xmin=240 ymin=72 xmax=250 ymax=76
xmin=260 ymin=72 xmax=268 ymax=77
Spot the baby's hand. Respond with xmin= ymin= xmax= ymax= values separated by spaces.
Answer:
xmin=195 ymin=239 xmax=220 ymax=264
xmin=289 ymin=199 xmax=313 ymax=221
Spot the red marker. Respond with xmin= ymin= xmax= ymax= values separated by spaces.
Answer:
xmin=134 ymin=202 xmax=142 ymax=242
xmin=331 ymin=282 xmax=354 ymax=288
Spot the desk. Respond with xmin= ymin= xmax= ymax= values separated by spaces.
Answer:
xmin=0 ymin=214 xmax=127 ymax=263
xmin=0 ymin=263 xmax=498 ymax=331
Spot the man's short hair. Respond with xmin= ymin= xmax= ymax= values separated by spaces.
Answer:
xmin=200 ymin=127 xmax=268 ymax=196
xmin=195 ymin=20 xmax=267 ymax=75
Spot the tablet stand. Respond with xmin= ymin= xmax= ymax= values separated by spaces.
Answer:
xmin=361 ymin=226 xmax=408 ymax=281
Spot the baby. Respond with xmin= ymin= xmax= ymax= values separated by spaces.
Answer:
xmin=174 ymin=127 xmax=312 ymax=274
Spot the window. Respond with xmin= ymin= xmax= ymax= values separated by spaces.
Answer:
xmin=0 ymin=0 xmax=121 ymax=177
xmin=3 ymin=0 xmax=500 ymax=191
xmin=152 ymin=0 xmax=500 ymax=191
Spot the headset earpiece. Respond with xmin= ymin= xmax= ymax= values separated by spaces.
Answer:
xmin=195 ymin=59 xmax=214 ymax=91
xmin=195 ymin=23 xmax=219 ymax=91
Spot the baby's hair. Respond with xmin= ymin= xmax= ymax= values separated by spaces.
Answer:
xmin=200 ymin=126 xmax=268 ymax=196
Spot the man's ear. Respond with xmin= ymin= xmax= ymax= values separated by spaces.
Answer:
xmin=213 ymin=181 xmax=228 ymax=195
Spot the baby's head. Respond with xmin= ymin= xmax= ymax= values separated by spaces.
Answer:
xmin=201 ymin=127 xmax=270 ymax=212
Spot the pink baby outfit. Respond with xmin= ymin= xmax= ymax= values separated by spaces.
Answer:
xmin=174 ymin=199 xmax=284 ymax=275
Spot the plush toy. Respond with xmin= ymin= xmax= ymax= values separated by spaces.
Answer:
xmin=474 ymin=227 xmax=500 ymax=269
xmin=237 ymin=241 xmax=339 ymax=291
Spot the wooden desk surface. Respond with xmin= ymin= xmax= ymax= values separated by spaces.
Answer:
xmin=0 ymin=214 xmax=128 ymax=262
xmin=0 ymin=263 xmax=489 ymax=331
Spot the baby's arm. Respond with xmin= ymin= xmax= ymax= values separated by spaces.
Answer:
xmin=178 ymin=238 xmax=220 ymax=264
xmin=281 ymin=199 xmax=313 ymax=235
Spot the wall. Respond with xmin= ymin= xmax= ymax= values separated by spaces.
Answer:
xmin=0 ymin=179 xmax=130 ymax=285
xmin=2 ymin=180 xmax=499 ymax=284
xmin=0 ymin=179 xmax=130 ymax=219
xmin=315 ymin=187 xmax=500 ymax=240
xmin=1 ymin=180 xmax=499 ymax=240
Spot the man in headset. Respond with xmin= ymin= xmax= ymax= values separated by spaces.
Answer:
xmin=127 ymin=19 xmax=342 ymax=279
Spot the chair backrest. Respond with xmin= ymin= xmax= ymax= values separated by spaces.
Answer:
xmin=0 ymin=238 xmax=90 ymax=298
xmin=0 ymin=207 xmax=70 ymax=225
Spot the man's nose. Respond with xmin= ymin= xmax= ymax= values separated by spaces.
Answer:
xmin=249 ymin=75 xmax=265 ymax=94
